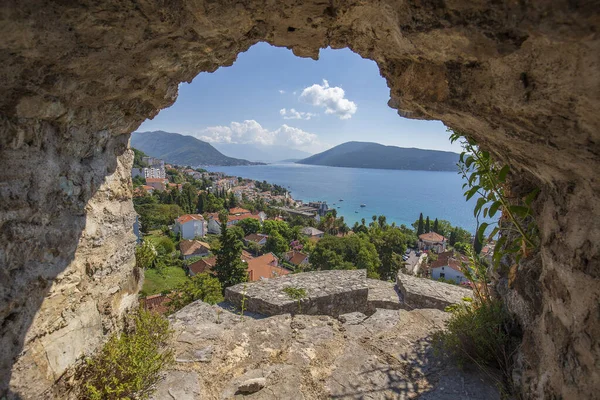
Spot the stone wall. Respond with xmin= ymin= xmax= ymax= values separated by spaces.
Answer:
xmin=1 ymin=1 xmax=598 ymax=398
xmin=225 ymin=270 xmax=369 ymax=317
xmin=396 ymin=272 xmax=471 ymax=311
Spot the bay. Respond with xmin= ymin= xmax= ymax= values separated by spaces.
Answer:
xmin=206 ymin=163 xmax=482 ymax=233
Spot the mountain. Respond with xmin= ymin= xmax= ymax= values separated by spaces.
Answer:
xmin=212 ymin=143 xmax=312 ymax=163
xmin=131 ymin=131 xmax=262 ymax=166
xmin=296 ymin=141 xmax=459 ymax=171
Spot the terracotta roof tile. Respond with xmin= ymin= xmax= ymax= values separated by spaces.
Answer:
xmin=419 ymin=232 xmax=446 ymax=242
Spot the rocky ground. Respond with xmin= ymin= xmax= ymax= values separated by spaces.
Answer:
xmin=152 ymin=301 xmax=502 ymax=399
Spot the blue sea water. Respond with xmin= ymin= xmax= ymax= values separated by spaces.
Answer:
xmin=206 ymin=163 xmax=481 ymax=233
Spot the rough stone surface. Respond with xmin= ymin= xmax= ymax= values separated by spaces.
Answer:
xmin=225 ymin=270 xmax=369 ymax=317
xmin=367 ymin=278 xmax=403 ymax=310
xmin=396 ymin=272 xmax=472 ymax=311
xmin=151 ymin=301 xmax=501 ymax=399
xmin=1 ymin=1 xmax=599 ymax=398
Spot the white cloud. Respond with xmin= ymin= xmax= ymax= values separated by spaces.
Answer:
xmin=196 ymin=120 xmax=321 ymax=150
xmin=279 ymin=108 xmax=316 ymax=120
xmin=300 ymin=79 xmax=357 ymax=119
xmin=279 ymin=90 xmax=285 ymax=94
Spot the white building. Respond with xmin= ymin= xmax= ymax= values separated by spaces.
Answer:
xmin=418 ymin=232 xmax=447 ymax=253
xmin=174 ymin=214 xmax=207 ymax=239
xmin=430 ymin=253 xmax=469 ymax=284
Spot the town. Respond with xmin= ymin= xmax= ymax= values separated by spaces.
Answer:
xmin=131 ymin=149 xmax=486 ymax=314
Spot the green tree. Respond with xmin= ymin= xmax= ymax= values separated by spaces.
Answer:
xmin=425 ymin=216 xmax=431 ymax=233
xmin=433 ymin=218 xmax=439 ymax=233
xmin=237 ymin=218 xmax=261 ymax=236
xmin=213 ymin=212 xmax=247 ymax=288
xmin=265 ymin=231 xmax=289 ymax=255
xmin=135 ymin=240 xmax=157 ymax=269
xmin=154 ymin=237 xmax=175 ymax=256
xmin=449 ymin=230 xmax=457 ymax=246
xmin=417 ymin=213 xmax=424 ymax=236
xmin=168 ymin=273 xmax=224 ymax=312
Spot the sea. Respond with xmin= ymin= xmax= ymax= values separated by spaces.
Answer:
xmin=206 ymin=163 xmax=482 ymax=233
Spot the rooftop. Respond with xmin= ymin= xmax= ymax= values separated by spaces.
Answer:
xmin=418 ymin=232 xmax=446 ymax=242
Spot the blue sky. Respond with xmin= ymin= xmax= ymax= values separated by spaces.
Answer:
xmin=139 ymin=43 xmax=460 ymax=154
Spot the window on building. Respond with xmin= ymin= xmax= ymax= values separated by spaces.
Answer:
xmin=440 ymin=273 xmax=445 ymax=278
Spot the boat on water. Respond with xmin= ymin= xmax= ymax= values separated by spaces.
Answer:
xmin=355 ymin=211 xmax=358 ymax=213
xmin=360 ymin=204 xmax=366 ymax=207
xmin=339 ymin=199 xmax=344 ymax=201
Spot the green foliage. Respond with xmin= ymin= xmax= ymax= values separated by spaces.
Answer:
xmin=135 ymin=240 xmax=157 ymax=269
xmin=142 ymin=266 xmax=188 ymax=295
xmin=265 ymin=232 xmax=289 ymax=255
xmin=154 ymin=237 xmax=175 ymax=256
xmin=453 ymin=241 xmax=470 ymax=254
xmin=135 ymin=203 xmax=184 ymax=233
xmin=450 ymin=129 xmax=539 ymax=265
xmin=417 ymin=213 xmax=424 ymax=236
xmin=282 ymin=286 xmax=307 ymax=300
xmin=169 ymin=273 xmax=224 ymax=313
xmin=81 ymin=310 xmax=173 ymax=400
xmin=213 ymin=213 xmax=247 ymax=288
xmin=311 ymin=235 xmax=380 ymax=278
xmin=132 ymin=175 xmax=146 ymax=188
xmin=237 ymin=218 xmax=261 ymax=236
xmin=262 ymin=219 xmax=293 ymax=241
xmin=132 ymin=148 xmax=149 ymax=168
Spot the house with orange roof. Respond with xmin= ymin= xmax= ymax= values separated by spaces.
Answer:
xmin=284 ymin=251 xmax=309 ymax=268
xmin=179 ymin=239 xmax=211 ymax=259
xmin=174 ymin=214 xmax=207 ymax=239
xmin=430 ymin=253 xmax=470 ymax=284
xmin=145 ymin=177 xmax=169 ymax=191
xmin=418 ymin=232 xmax=447 ymax=253
xmin=207 ymin=213 xmax=262 ymax=234
xmin=140 ymin=294 xmax=171 ymax=315
xmin=244 ymin=233 xmax=268 ymax=246
xmin=245 ymin=253 xmax=291 ymax=281
xmin=229 ymin=207 xmax=251 ymax=215
xmin=188 ymin=256 xmax=217 ymax=276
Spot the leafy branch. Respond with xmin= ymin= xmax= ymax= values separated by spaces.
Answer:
xmin=449 ymin=130 xmax=539 ymax=266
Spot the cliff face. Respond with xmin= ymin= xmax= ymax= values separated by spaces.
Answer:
xmin=0 ymin=1 xmax=598 ymax=399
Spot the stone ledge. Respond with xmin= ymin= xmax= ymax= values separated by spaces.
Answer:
xmin=396 ymin=272 xmax=472 ymax=311
xmin=225 ymin=270 xmax=368 ymax=317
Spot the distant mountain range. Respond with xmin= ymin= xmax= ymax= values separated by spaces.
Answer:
xmin=296 ymin=141 xmax=459 ymax=171
xmin=212 ymin=143 xmax=312 ymax=163
xmin=131 ymin=131 xmax=262 ymax=167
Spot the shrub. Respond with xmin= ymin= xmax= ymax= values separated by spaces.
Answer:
xmin=434 ymin=298 xmax=516 ymax=373
xmin=168 ymin=273 xmax=224 ymax=313
xmin=155 ymin=237 xmax=175 ymax=255
xmin=81 ymin=310 xmax=173 ymax=400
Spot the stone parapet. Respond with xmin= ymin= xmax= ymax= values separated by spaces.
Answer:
xmin=396 ymin=272 xmax=472 ymax=311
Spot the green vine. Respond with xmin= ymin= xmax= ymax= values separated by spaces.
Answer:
xmin=283 ymin=286 xmax=307 ymax=314
xmin=449 ymin=130 xmax=539 ymax=266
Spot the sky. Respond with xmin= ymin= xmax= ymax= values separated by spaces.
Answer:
xmin=138 ymin=43 xmax=460 ymax=155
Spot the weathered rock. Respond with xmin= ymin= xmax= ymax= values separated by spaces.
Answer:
xmin=155 ymin=301 xmax=501 ymax=399
xmin=396 ymin=272 xmax=472 ymax=311
xmin=225 ymin=270 xmax=369 ymax=317
xmin=150 ymin=371 xmax=201 ymax=400
xmin=0 ymin=1 xmax=599 ymax=398
xmin=367 ymin=279 xmax=402 ymax=310
xmin=236 ymin=377 xmax=267 ymax=395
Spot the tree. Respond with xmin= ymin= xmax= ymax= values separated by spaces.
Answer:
xmin=135 ymin=240 xmax=157 ymax=269
xmin=417 ymin=213 xmax=425 ymax=236
xmin=237 ymin=218 xmax=261 ymax=236
xmin=168 ymin=273 xmax=223 ymax=312
xmin=213 ymin=212 xmax=247 ymax=288
xmin=155 ymin=237 xmax=175 ymax=256
xmin=378 ymin=215 xmax=387 ymax=229
xmin=425 ymin=216 xmax=431 ymax=233
xmin=449 ymin=230 xmax=457 ymax=246
xmin=473 ymin=229 xmax=483 ymax=254
xmin=265 ymin=232 xmax=289 ymax=255
xmin=228 ymin=192 xmax=237 ymax=208
xmin=433 ymin=218 xmax=439 ymax=233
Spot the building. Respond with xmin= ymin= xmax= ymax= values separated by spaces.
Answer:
xmin=283 ymin=251 xmax=309 ymax=267
xmin=429 ymin=251 xmax=470 ymax=284
xmin=301 ymin=227 xmax=325 ymax=239
xmin=244 ymin=233 xmax=268 ymax=246
xmin=140 ymin=294 xmax=171 ymax=314
xmin=418 ymin=232 xmax=447 ymax=253
xmin=174 ymin=214 xmax=207 ymax=239
xmin=245 ymin=253 xmax=291 ymax=281
xmin=207 ymin=213 xmax=262 ymax=234
xmin=179 ymin=239 xmax=211 ymax=259
xmin=229 ymin=207 xmax=251 ymax=215
xmin=188 ymin=256 xmax=217 ymax=276
xmin=145 ymin=177 xmax=169 ymax=191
